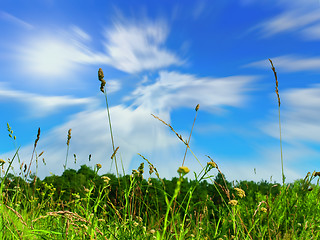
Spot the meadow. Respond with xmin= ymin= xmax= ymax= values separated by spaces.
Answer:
xmin=1 ymin=60 xmax=320 ymax=239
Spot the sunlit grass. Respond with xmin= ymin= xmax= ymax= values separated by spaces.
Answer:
xmin=1 ymin=62 xmax=320 ymax=239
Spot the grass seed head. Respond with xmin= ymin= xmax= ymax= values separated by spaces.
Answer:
xmin=67 ymin=129 xmax=72 ymax=146
xmin=98 ymin=68 xmax=104 ymax=80
xmin=149 ymin=165 xmax=154 ymax=175
xmin=269 ymin=59 xmax=281 ymax=107
xmin=34 ymin=127 xmax=41 ymax=148
xmin=138 ymin=162 xmax=144 ymax=175
xmin=98 ymin=68 xmax=106 ymax=93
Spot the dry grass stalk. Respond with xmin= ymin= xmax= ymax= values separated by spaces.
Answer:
xmin=5 ymin=204 xmax=28 ymax=227
xmin=32 ymin=210 xmax=108 ymax=239
xmin=2 ymin=209 xmax=24 ymax=239
xmin=151 ymin=114 xmax=189 ymax=146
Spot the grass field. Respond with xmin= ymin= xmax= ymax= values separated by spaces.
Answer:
xmin=1 ymin=60 xmax=320 ymax=239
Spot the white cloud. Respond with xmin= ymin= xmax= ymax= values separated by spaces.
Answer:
xmin=0 ymin=11 xmax=34 ymax=30
xmin=16 ymin=30 xmax=102 ymax=79
xmin=13 ymin=19 xmax=182 ymax=80
xmin=244 ymin=55 xmax=320 ymax=73
xmin=0 ymin=83 xmax=99 ymax=118
xmin=126 ymin=71 xmax=257 ymax=114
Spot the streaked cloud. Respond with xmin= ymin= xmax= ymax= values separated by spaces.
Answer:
xmin=249 ymin=0 xmax=320 ymax=39
xmin=0 ymin=11 xmax=34 ymax=30
xmin=244 ymin=55 xmax=320 ymax=73
xmin=260 ymin=84 xmax=320 ymax=143
xmin=0 ymin=83 xmax=99 ymax=118
xmin=302 ymin=23 xmax=320 ymax=40
xmin=126 ymin=71 xmax=257 ymax=114
xmin=102 ymin=20 xmax=182 ymax=73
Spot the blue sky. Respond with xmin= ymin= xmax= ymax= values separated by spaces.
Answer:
xmin=1 ymin=0 xmax=320 ymax=184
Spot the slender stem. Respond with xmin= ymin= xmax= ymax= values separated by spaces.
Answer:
xmin=182 ymin=105 xmax=199 ymax=166
xmin=278 ymin=106 xmax=285 ymax=185
xmin=64 ymin=145 xmax=70 ymax=171
xmin=104 ymin=91 xmax=120 ymax=186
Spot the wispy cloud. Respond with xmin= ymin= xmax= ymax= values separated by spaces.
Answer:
xmin=192 ymin=0 xmax=207 ymax=19
xmin=70 ymin=25 xmax=91 ymax=42
xmin=249 ymin=1 xmax=320 ymax=39
xmin=0 ymin=83 xmax=99 ymax=118
xmin=244 ymin=55 xmax=320 ymax=73
xmin=126 ymin=71 xmax=257 ymax=114
xmin=0 ymin=105 xmax=181 ymax=179
xmin=0 ymin=11 xmax=34 ymax=30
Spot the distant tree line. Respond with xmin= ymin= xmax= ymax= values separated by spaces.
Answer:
xmin=1 ymin=164 xmax=289 ymax=220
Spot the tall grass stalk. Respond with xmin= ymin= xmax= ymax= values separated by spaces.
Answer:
xmin=98 ymin=68 xmax=120 ymax=186
xmin=269 ymin=59 xmax=286 ymax=185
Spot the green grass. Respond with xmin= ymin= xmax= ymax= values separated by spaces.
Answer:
xmin=1 ymin=62 xmax=320 ymax=239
